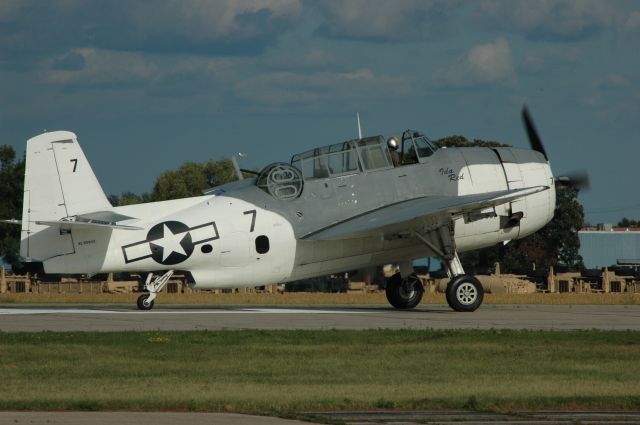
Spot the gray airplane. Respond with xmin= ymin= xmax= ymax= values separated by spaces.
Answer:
xmin=5 ymin=108 xmax=580 ymax=311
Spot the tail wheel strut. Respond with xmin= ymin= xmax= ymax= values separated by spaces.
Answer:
xmin=136 ymin=270 xmax=174 ymax=311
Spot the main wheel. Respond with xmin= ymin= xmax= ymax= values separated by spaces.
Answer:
xmin=446 ymin=275 xmax=484 ymax=312
xmin=385 ymin=273 xmax=424 ymax=309
xmin=137 ymin=293 xmax=155 ymax=311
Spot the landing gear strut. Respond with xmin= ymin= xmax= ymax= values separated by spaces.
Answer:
xmin=136 ymin=270 xmax=174 ymax=311
xmin=413 ymin=226 xmax=484 ymax=312
xmin=441 ymin=247 xmax=483 ymax=312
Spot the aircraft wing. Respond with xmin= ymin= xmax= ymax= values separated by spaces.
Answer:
xmin=302 ymin=185 xmax=549 ymax=241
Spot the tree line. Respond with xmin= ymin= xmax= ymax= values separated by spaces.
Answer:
xmin=109 ymin=159 xmax=237 ymax=206
xmin=617 ymin=218 xmax=640 ymax=228
xmin=0 ymin=146 xmax=24 ymax=270
xmin=1 ymin=137 xmax=585 ymax=274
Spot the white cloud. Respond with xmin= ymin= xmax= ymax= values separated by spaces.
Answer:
xmin=473 ymin=0 xmax=620 ymax=41
xmin=626 ymin=11 xmax=640 ymax=31
xmin=518 ymin=44 xmax=586 ymax=75
xmin=42 ymin=49 xmax=158 ymax=86
xmin=261 ymin=48 xmax=340 ymax=72
xmin=602 ymin=74 xmax=630 ymax=88
xmin=0 ymin=0 xmax=303 ymax=57
xmin=127 ymin=0 xmax=303 ymax=42
xmin=0 ymin=0 xmax=22 ymax=22
xmin=433 ymin=38 xmax=515 ymax=87
xmin=234 ymin=68 xmax=412 ymax=110
xmin=313 ymin=0 xmax=454 ymax=41
xmin=579 ymin=93 xmax=603 ymax=108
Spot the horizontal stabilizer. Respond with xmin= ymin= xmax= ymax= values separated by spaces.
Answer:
xmin=35 ymin=220 xmax=142 ymax=230
xmin=303 ymin=186 xmax=549 ymax=241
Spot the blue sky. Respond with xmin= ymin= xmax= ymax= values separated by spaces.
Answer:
xmin=1 ymin=0 xmax=639 ymax=225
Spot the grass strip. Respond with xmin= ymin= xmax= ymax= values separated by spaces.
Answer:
xmin=0 ymin=329 xmax=639 ymax=414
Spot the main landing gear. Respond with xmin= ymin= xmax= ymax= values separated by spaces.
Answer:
xmin=385 ymin=271 xmax=424 ymax=309
xmin=384 ymin=227 xmax=484 ymax=312
xmin=442 ymin=255 xmax=484 ymax=312
xmin=422 ymin=226 xmax=484 ymax=312
xmin=136 ymin=270 xmax=174 ymax=311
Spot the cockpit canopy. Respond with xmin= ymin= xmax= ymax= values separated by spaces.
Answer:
xmin=290 ymin=130 xmax=438 ymax=181
xmin=254 ymin=130 xmax=438 ymax=200
xmin=291 ymin=136 xmax=385 ymax=181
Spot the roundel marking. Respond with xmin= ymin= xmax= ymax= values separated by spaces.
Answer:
xmin=147 ymin=221 xmax=194 ymax=265
xmin=121 ymin=220 xmax=220 ymax=265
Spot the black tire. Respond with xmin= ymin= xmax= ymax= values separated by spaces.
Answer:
xmin=385 ymin=272 xmax=424 ymax=310
xmin=137 ymin=293 xmax=154 ymax=311
xmin=445 ymin=275 xmax=484 ymax=312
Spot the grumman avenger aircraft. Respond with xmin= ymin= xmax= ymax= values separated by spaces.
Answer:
xmin=4 ymin=108 xmax=582 ymax=311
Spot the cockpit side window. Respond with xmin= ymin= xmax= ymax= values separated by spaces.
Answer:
xmin=400 ymin=130 xmax=437 ymax=164
xmin=400 ymin=139 xmax=418 ymax=165
xmin=414 ymin=136 xmax=437 ymax=158
xmin=291 ymin=142 xmax=360 ymax=180
xmin=357 ymin=136 xmax=392 ymax=170
xmin=327 ymin=149 xmax=359 ymax=175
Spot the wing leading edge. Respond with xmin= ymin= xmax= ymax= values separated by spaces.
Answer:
xmin=302 ymin=186 xmax=549 ymax=241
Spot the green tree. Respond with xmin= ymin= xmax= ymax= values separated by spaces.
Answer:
xmin=152 ymin=162 xmax=206 ymax=201
xmin=618 ymin=218 xmax=639 ymax=227
xmin=151 ymin=159 xmax=237 ymax=202
xmin=109 ymin=192 xmax=148 ymax=206
xmin=0 ymin=145 xmax=25 ymax=270
xmin=110 ymin=159 xmax=237 ymax=205
xmin=436 ymin=135 xmax=510 ymax=148
xmin=119 ymin=192 xmax=146 ymax=206
xmin=203 ymin=159 xmax=237 ymax=188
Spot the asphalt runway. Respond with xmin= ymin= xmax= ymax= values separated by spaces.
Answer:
xmin=0 ymin=304 xmax=639 ymax=332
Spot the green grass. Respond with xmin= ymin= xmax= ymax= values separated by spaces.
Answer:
xmin=0 ymin=330 xmax=639 ymax=414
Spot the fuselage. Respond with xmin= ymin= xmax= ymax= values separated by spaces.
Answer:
xmin=40 ymin=143 xmax=555 ymax=289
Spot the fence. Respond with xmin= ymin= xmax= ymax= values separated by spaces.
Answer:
xmin=2 ymin=265 xmax=640 ymax=296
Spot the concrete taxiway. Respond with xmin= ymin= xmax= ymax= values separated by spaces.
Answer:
xmin=0 ymin=412 xmax=314 ymax=425
xmin=3 ymin=411 xmax=640 ymax=425
xmin=0 ymin=304 xmax=638 ymax=332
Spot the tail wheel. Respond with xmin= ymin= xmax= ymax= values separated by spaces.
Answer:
xmin=385 ymin=272 xmax=424 ymax=310
xmin=137 ymin=293 xmax=155 ymax=311
xmin=446 ymin=275 xmax=484 ymax=312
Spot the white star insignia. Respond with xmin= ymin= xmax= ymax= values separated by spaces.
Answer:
xmin=152 ymin=224 xmax=188 ymax=261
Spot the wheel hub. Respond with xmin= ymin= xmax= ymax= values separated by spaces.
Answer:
xmin=456 ymin=282 xmax=477 ymax=305
xmin=399 ymin=280 xmax=416 ymax=299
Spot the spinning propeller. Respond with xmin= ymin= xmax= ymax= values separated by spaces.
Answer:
xmin=521 ymin=106 xmax=590 ymax=191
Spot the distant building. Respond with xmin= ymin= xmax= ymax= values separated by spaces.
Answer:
xmin=579 ymin=225 xmax=640 ymax=269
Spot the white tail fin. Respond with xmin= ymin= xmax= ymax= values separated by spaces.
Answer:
xmin=21 ymin=131 xmax=112 ymax=261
